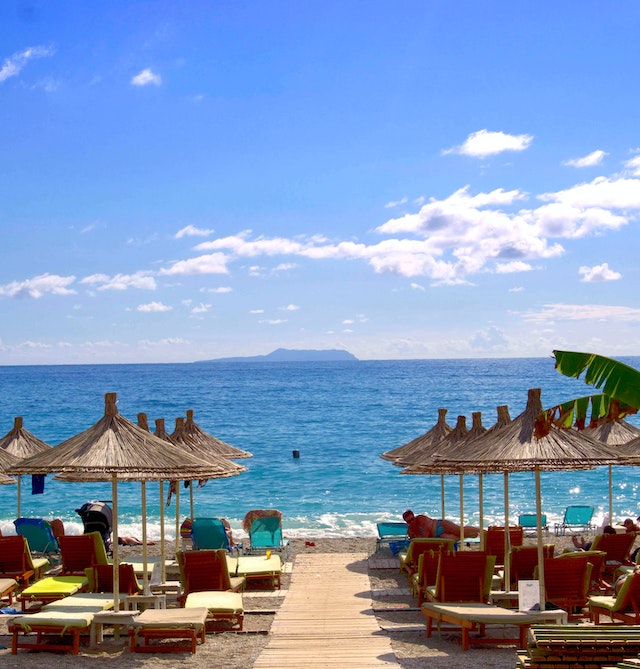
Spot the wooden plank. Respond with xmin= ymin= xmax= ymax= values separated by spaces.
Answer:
xmin=253 ymin=553 xmax=399 ymax=668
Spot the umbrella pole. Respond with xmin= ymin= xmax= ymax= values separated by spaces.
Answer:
xmin=609 ymin=464 xmax=614 ymax=526
xmin=159 ymin=481 xmax=166 ymax=584
xmin=112 ymin=475 xmax=120 ymax=611
xmin=175 ymin=482 xmax=180 ymax=558
xmin=478 ymin=473 xmax=485 ymax=551
xmin=503 ymin=471 xmax=511 ymax=591
xmin=535 ymin=467 xmax=545 ymax=611
xmin=141 ymin=481 xmax=149 ymax=595
xmin=440 ymin=475 xmax=445 ymax=519
xmin=459 ymin=475 xmax=465 ymax=549
xmin=190 ymin=480 xmax=195 ymax=520
xmin=17 ymin=475 xmax=21 ymax=517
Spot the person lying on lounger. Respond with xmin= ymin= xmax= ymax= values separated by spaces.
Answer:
xmin=118 ymin=536 xmax=156 ymax=546
xmin=402 ymin=509 xmax=480 ymax=541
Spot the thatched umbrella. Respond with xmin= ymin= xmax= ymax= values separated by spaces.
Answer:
xmin=0 ymin=417 xmax=52 ymax=516
xmin=9 ymin=392 xmax=241 ymax=609
xmin=183 ymin=409 xmax=252 ymax=459
xmin=381 ymin=408 xmax=452 ymax=463
xmin=412 ymin=388 xmax=627 ymax=608
xmin=0 ymin=472 xmax=16 ymax=485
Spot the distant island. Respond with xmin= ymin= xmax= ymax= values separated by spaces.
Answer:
xmin=197 ymin=348 xmax=359 ymax=363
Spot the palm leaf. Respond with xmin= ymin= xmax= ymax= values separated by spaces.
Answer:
xmin=553 ymin=350 xmax=640 ymax=409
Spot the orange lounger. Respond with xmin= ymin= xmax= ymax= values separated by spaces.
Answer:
xmin=129 ymin=607 xmax=208 ymax=654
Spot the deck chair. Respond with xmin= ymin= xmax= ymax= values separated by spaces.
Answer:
xmin=59 ymin=531 xmax=110 ymax=575
xmin=399 ymin=538 xmax=457 ymax=579
xmin=537 ymin=555 xmax=592 ymax=619
xmin=376 ymin=521 xmax=409 ymax=550
xmin=426 ymin=551 xmax=495 ymax=603
xmin=590 ymin=532 xmax=635 ymax=580
xmin=589 ymin=571 xmax=640 ymax=624
xmin=243 ymin=510 xmax=290 ymax=560
xmin=0 ymin=535 xmax=49 ymax=587
xmin=177 ymin=549 xmax=244 ymax=631
xmin=484 ymin=526 xmax=524 ymax=568
xmin=0 ymin=577 xmax=18 ymax=605
xmin=505 ymin=544 xmax=555 ymax=590
xmin=553 ymin=505 xmax=595 ymax=536
xmin=14 ymin=517 xmax=60 ymax=558
xmin=518 ymin=513 xmax=549 ymax=536
xmin=190 ymin=517 xmax=234 ymax=551
xmin=411 ymin=544 xmax=456 ymax=605
xmin=557 ymin=549 xmax=608 ymax=593
xmin=91 ymin=563 xmax=142 ymax=595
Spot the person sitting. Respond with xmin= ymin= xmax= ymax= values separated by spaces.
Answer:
xmin=402 ymin=509 xmax=480 ymax=541
xmin=623 ymin=517 xmax=640 ymax=534
xmin=572 ymin=524 xmax=615 ymax=551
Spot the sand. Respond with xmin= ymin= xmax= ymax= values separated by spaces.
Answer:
xmin=0 ymin=533 xmax=592 ymax=668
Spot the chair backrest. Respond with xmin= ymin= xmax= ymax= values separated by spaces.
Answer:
xmin=484 ymin=526 xmax=524 ymax=566
xmin=49 ymin=518 xmax=65 ymax=540
xmin=59 ymin=532 xmax=108 ymax=574
xmin=404 ymin=538 xmax=457 ymax=571
xmin=376 ymin=522 xmax=408 ymax=541
xmin=14 ymin=517 xmax=60 ymax=555
xmin=510 ymin=544 xmax=555 ymax=586
xmin=558 ymin=549 xmax=606 ymax=592
xmin=92 ymin=563 xmax=141 ymax=595
xmin=542 ymin=555 xmax=591 ymax=609
xmin=563 ymin=505 xmax=594 ymax=526
xmin=417 ymin=544 xmax=456 ymax=589
xmin=591 ymin=532 xmax=635 ymax=564
xmin=177 ymin=549 xmax=232 ymax=595
xmin=518 ymin=513 xmax=548 ymax=529
xmin=191 ymin=518 xmax=231 ymax=551
xmin=613 ymin=571 xmax=640 ymax=614
xmin=434 ymin=551 xmax=493 ymax=603
xmin=0 ymin=535 xmax=34 ymax=575
xmin=249 ymin=515 xmax=285 ymax=549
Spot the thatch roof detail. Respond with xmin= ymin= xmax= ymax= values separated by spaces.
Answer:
xmin=585 ymin=418 xmax=640 ymax=446
xmin=11 ymin=393 xmax=244 ymax=481
xmin=0 ymin=446 xmax=19 ymax=472
xmin=0 ymin=417 xmax=52 ymax=459
xmin=381 ymin=408 xmax=452 ymax=465
xmin=183 ymin=409 xmax=252 ymax=459
xmin=0 ymin=471 xmax=15 ymax=484
xmin=405 ymin=388 xmax=630 ymax=474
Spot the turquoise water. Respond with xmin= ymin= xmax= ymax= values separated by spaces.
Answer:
xmin=1 ymin=357 xmax=639 ymax=540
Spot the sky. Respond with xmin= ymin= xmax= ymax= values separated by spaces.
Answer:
xmin=1 ymin=1 xmax=640 ymax=365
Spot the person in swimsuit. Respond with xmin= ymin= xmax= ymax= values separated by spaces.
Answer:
xmin=402 ymin=509 xmax=480 ymax=541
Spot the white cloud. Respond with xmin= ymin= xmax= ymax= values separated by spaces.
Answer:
xmin=385 ymin=197 xmax=408 ymax=208
xmin=137 ymin=301 xmax=172 ymax=313
xmin=258 ymin=319 xmax=287 ymax=325
xmin=191 ymin=303 xmax=211 ymax=314
xmin=579 ymin=262 xmax=621 ymax=282
xmin=160 ymin=253 xmax=229 ymax=275
xmin=202 ymin=286 xmax=232 ymax=293
xmin=539 ymin=176 xmax=640 ymax=209
xmin=625 ymin=155 xmax=640 ymax=176
xmin=273 ymin=263 xmax=297 ymax=272
xmin=175 ymin=225 xmax=214 ymax=239
xmin=495 ymin=261 xmax=533 ymax=273
xmin=508 ymin=286 xmax=524 ymax=293
xmin=0 ymin=273 xmax=76 ymax=298
xmin=563 ymin=150 xmax=607 ymax=168
xmin=410 ymin=282 xmax=425 ymax=291
xmin=343 ymin=319 xmax=355 ymax=324
xmin=0 ymin=45 xmax=55 ymax=83
xmin=138 ymin=337 xmax=189 ymax=347
xmin=281 ymin=304 xmax=299 ymax=311
xmin=443 ymin=129 xmax=533 ymax=158
xmin=249 ymin=309 xmax=264 ymax=314
xmin=521 ymin=303 xmax=640 ymax=323
xmin=131 ymin=68 xmax=161 ymax=86
xmin=81 ymin=271 xmax=156 ymax=290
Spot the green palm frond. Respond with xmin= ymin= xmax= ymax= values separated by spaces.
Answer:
xmin=553 ymin=350 xmax=640 ymax=409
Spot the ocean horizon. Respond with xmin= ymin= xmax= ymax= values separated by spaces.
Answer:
xmin=1 ymin=356 xmax=639 ymax=540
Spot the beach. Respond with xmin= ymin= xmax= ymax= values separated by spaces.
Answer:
xmin=0 ymin=532 xmax=591 ymax=668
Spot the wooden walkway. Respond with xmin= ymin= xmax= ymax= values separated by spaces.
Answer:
xmin=253 ymin=552 xmax=399 ymax=668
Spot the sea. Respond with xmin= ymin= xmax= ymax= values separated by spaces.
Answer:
xmin=1 ymin=356 xmax=639 ymax=542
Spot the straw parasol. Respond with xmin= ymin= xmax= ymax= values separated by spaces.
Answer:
xmin=10 ymin=392 xmax=242 ymax=609
xmin=411 ymin=388 xmax=627 ymax=609
xmin=0 ymin=472 xmax=16 ymax=485
xmin=0 ymin=417 xmax=52 ymax=516
xmin=183 ymin=409 xmax=252 ymax=459
xmin=381 ymin=408 xmax=452 ymax=463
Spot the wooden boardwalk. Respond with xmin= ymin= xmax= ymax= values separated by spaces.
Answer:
xmin=253 ymin=552 xmax=399 ymax=668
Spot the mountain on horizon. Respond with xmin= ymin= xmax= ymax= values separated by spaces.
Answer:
xmin=197 ymin=348 xmax=358 ymax=363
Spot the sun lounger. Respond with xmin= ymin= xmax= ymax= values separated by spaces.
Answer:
xmin=0 ymin=535 xmax=50 ymax=587
xmin=129 ymin=606 xmax=208 ymax=653
xmin=421 ymin=602 xmax=567 ymax=651
xmin=553 ymin=504 xmax=595 ymax=536
xmin=17 ymin=575 xmax=88 ymax=611
xmin=588 ymin=571 xmax=640 ymax=623
xmin=518 ymin=512 xmax=549 ymax=536
xmin=59 ymin=531 xmax=110 ymax=575
xmin=236 ymin=554 xmax=282 ymax=589
xmin=0 ymin=577 xmax=18 ymax=605
xmin=376 ymin=521 xmax=408 ymax=550
xmin=243 ymin=509 xmax=290 ymax=560
xmin=184 ymin=592 xmax=244 ymax=631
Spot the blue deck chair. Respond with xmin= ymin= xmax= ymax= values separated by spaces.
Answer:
xmin=14 ymin=518 xmax=60 ymax=559
xmin=191 ymin=518 xmax=239 ymax=553
xmin=518 ymin=513 xmax=549 ymax=536
xmin=376 ymin=522 xmax=409 ymax=551
xmin=554 ymin=505 xmax=595 ymax=536
xmin=246 ymin=515 xmax=290 ymax=561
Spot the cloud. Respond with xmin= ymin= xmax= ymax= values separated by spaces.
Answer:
xmin=191 ymin=303 xmax=211 ymax=314
xmin=521 ymin=303 xmax=640 ymax=323
xmin=258 ymin=319 xmax=287 ymax=325
xmin=563 ymin=150 xmax=607 ymax=168
xmin=579 ymin=262 xmax=621 ymax=282
xmin=443 ymin=129 xmax=533 ymax=158
xmin=202 ymin=286 xmax=232 ymax=293
xmin=160 ymin=253 xmax=229 ymax=275
xmin=0 ymin=45 xmax=55 ymax=83
xmin=385 ymin=197 xmax=408 ymax=208
xmin=625 ymin=154 xmax=640 ymax=176
xmin=539 ymin=176 xmax=640 ymax=209
xmin=175 ymin=225 xmax=214 ymax=239
xmin=249 ymin=309 xmax=264 ymax=314
xmin=138 ymin=337 xmax=189 ymax=347
xmin=81 ymin=271 xmax=156 ymax=290
xmin=410 ymin=282 xmax=425 ymax=291
xmin=131 ymin=68 xmax=161 ymax=86
xmin=281 ymin=304 xmax=299 ymax=311
xmin=0 ymin=273 xmax=76 ymax=298
xmin=137 ymin=301 xmax=172 ymax=312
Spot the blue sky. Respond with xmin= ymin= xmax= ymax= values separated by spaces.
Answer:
xmin=1 ymin=1 xmax=640 ymax=365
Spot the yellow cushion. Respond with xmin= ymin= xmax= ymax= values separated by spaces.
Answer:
xmin=236 ymin=555 xmax=281 ymax=576
xmin=184 ymin=591 xmax=243 ymax=614
xmin=20 ymin=575 xmax=87 ymax=598
xmin=10 ymin=609 xmax=94 ymax=630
